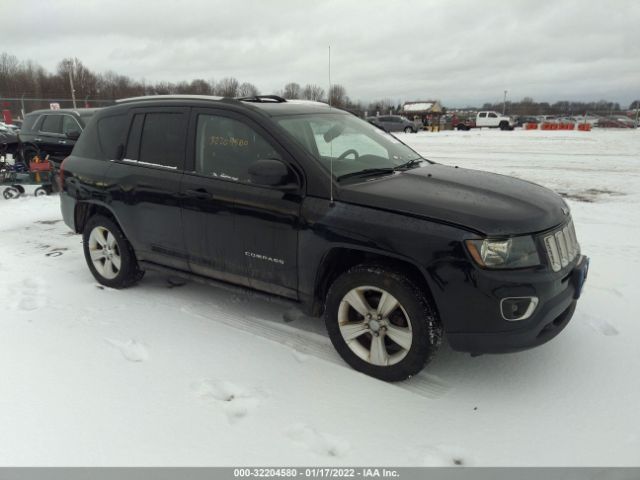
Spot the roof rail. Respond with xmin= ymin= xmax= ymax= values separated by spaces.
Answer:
xmin=115 ymin=94 xmax=223 ymax=104
xmin=238 ymin=95 xmax=287 ymax=103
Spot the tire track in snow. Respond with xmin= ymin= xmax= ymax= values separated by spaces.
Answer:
xmin=180 ymin=303 xmax=451 ymax=399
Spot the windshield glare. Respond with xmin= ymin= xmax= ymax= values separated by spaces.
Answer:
xmin=276 ymin=113 xmax=423 ymax=179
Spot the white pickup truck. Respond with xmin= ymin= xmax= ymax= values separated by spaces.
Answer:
xmin=475 ymin=111 xmax=515 ymax=130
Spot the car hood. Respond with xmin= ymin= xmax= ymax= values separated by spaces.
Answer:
xmin=338 ymin=164 xmax=568 ymax=236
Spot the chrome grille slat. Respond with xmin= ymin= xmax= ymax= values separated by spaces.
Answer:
xmin=543 ymin=219 xmax=579 ymax=272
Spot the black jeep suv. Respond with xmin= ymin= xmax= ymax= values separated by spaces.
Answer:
xmin=59 ymin=95 xmax=589 ymax=381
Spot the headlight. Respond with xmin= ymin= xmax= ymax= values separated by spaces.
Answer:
xmin=465 ymin=236 xmax=541 ymax=269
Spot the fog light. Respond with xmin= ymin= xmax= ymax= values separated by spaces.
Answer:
xmin=500 ymin=297 xmax=539 ymax=321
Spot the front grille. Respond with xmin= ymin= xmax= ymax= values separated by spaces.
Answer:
xmin=543 ymin=220 xmax=580 ymax=272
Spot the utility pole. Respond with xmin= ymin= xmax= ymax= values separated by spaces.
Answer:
xmin=68 ymin=67 xmax=77 ymax=109
xmin=503 ymin=90 xmax=508 ymax=115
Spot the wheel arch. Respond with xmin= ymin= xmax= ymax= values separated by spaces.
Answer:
xmin=310 ymin=246 xmax=440 ymax=320
xmin=74 ymin=201 xmax=125 ymax=236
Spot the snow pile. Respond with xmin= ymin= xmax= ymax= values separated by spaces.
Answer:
xmin=0 ymin=128 xmax=638 ymax=466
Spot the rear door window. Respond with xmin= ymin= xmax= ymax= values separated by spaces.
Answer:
xmin=41 ymin=115 xmax=62 ymax=134
xmin=137 ymin=112 xmax=188 ymax=169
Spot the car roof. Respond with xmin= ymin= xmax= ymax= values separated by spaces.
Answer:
xmin=25 ymin=108 xmax=101 ymax=117
xmin=114 ymin=95 xmax=342 ymax=117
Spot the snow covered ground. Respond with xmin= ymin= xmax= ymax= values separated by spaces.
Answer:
xmin=0 ymin=128 xmax=638 ymax=466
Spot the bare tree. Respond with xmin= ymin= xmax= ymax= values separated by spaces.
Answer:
xmin=57 ymin=57 xmax=99 ymax=101
xmin=329 ymin=84 xmax=348 ymax=107
xmin=238 ymin=82 xmax=260 ymax=97
xmin=302 ymin=84 xmax=325 ymax=102
xmin=216 ymin=77 xmax=239 ymax=97
xmin=283 ymin=82 xmax=301 ymax=99
xmin=189 ymin=78 xmax=212 ymax=95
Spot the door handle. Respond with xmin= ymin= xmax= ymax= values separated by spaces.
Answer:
xmin=34 ymin=138 xmax=43 ymax=142
xmin=184 ymin=188 xmax=211 ymax=200
xmin=58 ymin=140 xmax=67 ymax=144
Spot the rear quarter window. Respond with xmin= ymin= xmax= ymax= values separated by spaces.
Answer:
xmin=72 ymin=113 xmax=128 ymax=160
xmin=20 ymin=114 xmax=39 ymax=133
xmin=97 ymin=114 xmax=128 ymax=160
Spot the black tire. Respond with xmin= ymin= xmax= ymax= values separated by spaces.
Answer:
xmin=324 ymin=265 xmax=442 ymax=382
xmin=404 ymin=126 xmax=413 ymax=134
xmin=34 ymin=186 xmax=48 ymax=196
xmin=82 ymin=214 xmax=144 ymax=288
xmin=3 ymin=186 xmax=20 ymax=199
xmin=14 ymin=184 xmax=25 ymax=194
xmin=499 ymin=121 xmax=509 ymax=130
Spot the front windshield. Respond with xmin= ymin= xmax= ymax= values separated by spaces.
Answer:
xmin=276 ymin=113 xmax=424 ymax=179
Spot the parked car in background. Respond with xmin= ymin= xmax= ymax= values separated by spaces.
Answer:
xmin=452 ymin=114 xmax=476 ymax=130
xmin=0 ymin=122 xmax=20 ymax=133
xmin=454 ymin=111 xmax=514 ymax=130
xmin=536 ymin=115 xmax=558 ymax=123
xmin=596 ymin=116 xmax=637 ymax=128
xmin=573 ymin=115 xmax=599 ymax=126
xmin=476 ymin=111 xmax=514 ymax=130
xmin=0 ymin=124 xmax=19 ymax=155
xmin=18 ymin=108 xmax=100 ymax=165
xmin=514 ymin=116 xmax=539 ymax=127
xmin=366 ymin=115 xmax=419 ymax=133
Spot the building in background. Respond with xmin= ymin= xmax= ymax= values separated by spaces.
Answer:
xmin=402 ymin=100 xmax=444 ymax=129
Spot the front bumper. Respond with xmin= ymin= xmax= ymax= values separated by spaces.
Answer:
xmin=444 ymin=255 xmax=589 ymax=354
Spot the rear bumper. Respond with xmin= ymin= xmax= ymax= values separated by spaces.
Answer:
xmin=60 ymin=191 xmax=77 ymax=232
xmin=444 ymin=255 xmax=589 ymax=354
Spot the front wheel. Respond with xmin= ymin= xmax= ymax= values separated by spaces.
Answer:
xmin=83 ymin=215 xmax=144 ymax=288
xmin=404 ymin=126 xmax=414 ymax=133
xmin=325 ymin=265 xmax=442 ymax=381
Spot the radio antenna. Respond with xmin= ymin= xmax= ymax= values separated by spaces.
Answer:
xmin=329 ymin=45 xmax=334 ymax=205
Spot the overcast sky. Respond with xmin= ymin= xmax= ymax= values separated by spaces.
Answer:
xmin=3 ymin=0 xmax=639 ymax=106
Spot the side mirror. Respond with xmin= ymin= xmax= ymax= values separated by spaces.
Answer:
xmin=248 ymin=159 xmax=294 ymax=188
xmin=65 ymin=130 xmax=81 ymax=140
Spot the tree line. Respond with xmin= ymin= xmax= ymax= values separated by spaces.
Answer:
xmin=1 ymin=52 xmax=637 ymax=119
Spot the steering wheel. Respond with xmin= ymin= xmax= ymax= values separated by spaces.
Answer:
xmin=337 ymin=149 xmax=359 ymax=161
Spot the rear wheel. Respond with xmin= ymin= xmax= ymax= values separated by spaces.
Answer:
xmin=325 ymin=265 xmax=442 ymax=381
xmin=83 ymin=215 xmax=144 ymax=288
xmin=34 ymin=186 xmax=48 ymax=196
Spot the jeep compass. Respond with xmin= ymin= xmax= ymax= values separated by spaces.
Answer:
xmin=59 ymin=95 xmax=589 ymax=381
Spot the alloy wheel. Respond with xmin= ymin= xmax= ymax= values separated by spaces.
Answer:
xmin=338 ymin=286 xmax=413 ymax=366
xmin=88 ymin=226 xmax=122 ymax=280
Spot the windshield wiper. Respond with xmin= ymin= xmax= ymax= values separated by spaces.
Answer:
xmin=336 ymin=168 xmax=396 ymax=182
xmin=393 ymin=158 xmax=424 ymax=171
